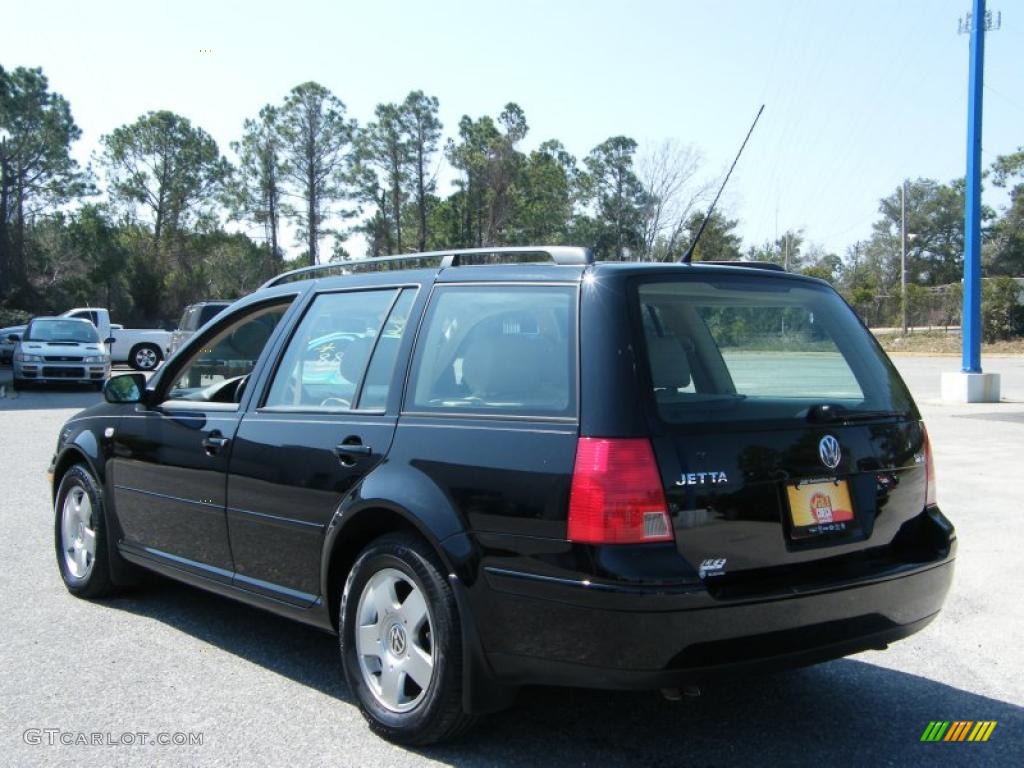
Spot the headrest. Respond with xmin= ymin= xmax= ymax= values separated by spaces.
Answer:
xmin=462 ymin=330 xmax=554 ymax=399
xmin=646 ymin=335 xmax=691 ymax=389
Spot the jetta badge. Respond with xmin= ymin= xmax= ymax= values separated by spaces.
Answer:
xmin=819 ymin=435 xmax=841 ymax=470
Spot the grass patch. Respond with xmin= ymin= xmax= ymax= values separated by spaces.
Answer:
xmin=874 ymin=330 xmax=1024 ymax=355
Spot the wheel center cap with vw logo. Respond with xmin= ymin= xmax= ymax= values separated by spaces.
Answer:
xmin=388 ymin=623 xmax=407 ymax=656
xmin=819 ymin=435 xmax=842 ymax=470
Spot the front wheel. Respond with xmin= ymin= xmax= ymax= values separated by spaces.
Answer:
xmin=54 ymin=464 xmax=116 ymax=598
xmin=129 ymin=343 xmax=161 ymax=371
xmin=340 ymin=533 xmax=475 ymax=745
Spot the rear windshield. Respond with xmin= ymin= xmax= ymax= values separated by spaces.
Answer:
xmin=635 ymin=276 xmax=914 ymax=425
xmin=198 ymin=304 xmax=228 ymax=326
xmin=25 ymin=319 xmax=100 ymax=343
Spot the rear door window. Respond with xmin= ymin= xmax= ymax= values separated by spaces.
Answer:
xmin=407 ymin=285 xmax=577 ymax=418
xmin=635 ymin=276 xmax=913 ymax=425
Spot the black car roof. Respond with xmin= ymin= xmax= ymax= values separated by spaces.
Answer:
xmin=241 ymin=244 xmax=826 ymax=307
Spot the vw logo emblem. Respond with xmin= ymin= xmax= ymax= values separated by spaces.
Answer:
xmin=819 ymin=435 xmax=842 ymax=470
xmin=388 ymin=624 xmax=407 ymax=656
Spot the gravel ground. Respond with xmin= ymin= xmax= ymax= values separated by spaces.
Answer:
xmin=0 ymin=356 xmax=1022 ymax=767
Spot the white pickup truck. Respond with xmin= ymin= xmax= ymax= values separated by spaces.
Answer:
xmin=61 ymin=308 xmax=172 ymax=371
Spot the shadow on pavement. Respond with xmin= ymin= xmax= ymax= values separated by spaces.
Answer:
xmin=104 ymin=578 xmax=1023 ymax=767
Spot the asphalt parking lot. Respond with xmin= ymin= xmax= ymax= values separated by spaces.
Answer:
xmin=1 ymin=357 xmax=1022 ymax=767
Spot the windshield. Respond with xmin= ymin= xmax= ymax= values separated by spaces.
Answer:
xmin=634 ymin=275 xmax=915 ymax=425
xmin=24 ymin=319 xmax=100 ymax=343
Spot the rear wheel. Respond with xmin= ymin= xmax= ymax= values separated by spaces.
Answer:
xmin=54 ymin=464 xmax=116 ymax=598
xmin=340 ymin=533 xmax=475 ymax=745
xmin=129 ymin=343 xmax=161 ymax=371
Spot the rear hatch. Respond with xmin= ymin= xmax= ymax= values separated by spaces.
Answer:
xmin=633 ymin=272 xmax=935 ymax=593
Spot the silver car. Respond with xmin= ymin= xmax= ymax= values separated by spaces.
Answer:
xmin=11 ymin=317 xmax=110 ymax=390
xmin=0 ymin=324 xmax=25 ymax=364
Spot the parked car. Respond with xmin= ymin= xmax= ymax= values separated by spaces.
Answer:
xmin=61 ymin=308 xmax=172 ymax=371
xmin=11 ymin=317 xmax=110 ymax=390
xmin=48 ymin=247 xmax=954 ymax=745
xmin=0 ymin=324 xmax=25 ymax=364
xmin=168 ymin=300 xmax=231 ymax=357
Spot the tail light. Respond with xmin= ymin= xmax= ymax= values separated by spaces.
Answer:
xmin=923 ymin=425 xmax=937 ymax=507
xmin=567 ymin=438 xmax=674 ymax=544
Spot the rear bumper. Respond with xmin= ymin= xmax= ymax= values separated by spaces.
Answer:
xmin=478 ymin=557 xmax=953 ymax=690
xmin=469 ymin=502 xmax=956 ymax=694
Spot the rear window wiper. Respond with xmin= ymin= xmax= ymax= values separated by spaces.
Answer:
xmin=806 ymin=404 xmax=908 ymax=423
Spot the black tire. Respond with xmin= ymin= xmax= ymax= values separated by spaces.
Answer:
xmin=91 ymin=381 xmax=105 ymax=392
xmin=54 ymin=464 xmax=116 ymax=599
xmin=340 ymin=533 xmax=475 ymax=745
xmin=11 ymin=377 xmax=24 ymax=391
xmin=129 ymin=343 xmax=162 ymax=371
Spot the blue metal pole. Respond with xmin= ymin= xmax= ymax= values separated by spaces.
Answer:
xmin=962 ymin=0 xmax=985 ymax=373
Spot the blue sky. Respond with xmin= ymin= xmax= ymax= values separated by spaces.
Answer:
xmin=6 ymin=0 xmax=1022 ymax=259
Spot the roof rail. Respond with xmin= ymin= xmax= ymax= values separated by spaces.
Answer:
xmin=698 ymin=260 xmax=786 ymax=272
xmin=261 ymin=246 xmax=594 ymax=289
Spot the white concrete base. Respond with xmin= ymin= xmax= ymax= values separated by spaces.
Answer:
xmin=940 ymin=371 xmax=1001 ymax=403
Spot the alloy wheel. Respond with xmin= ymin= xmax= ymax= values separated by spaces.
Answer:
xmin=355 ymin=567 xmax=435 ymax=713
xmin=135 ymin=347 xmax=158 ymax=370
xmin=61 ymin=486 xmax=96 ymax=580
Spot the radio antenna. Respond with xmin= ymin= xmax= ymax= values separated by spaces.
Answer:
xmin=681 ymin=104 xmax=764 ymax=263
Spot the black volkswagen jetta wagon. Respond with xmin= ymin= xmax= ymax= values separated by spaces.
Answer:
xmin=50 ymin=247 xmax=955 ymax=744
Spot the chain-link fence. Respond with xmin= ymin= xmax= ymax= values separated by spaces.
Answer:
xmin=845 ymin=278 xmax=1024 ymax=340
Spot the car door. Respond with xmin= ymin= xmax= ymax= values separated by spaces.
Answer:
xmin=391 ymin=282 xmax=581 ymax=537
xmin=109 ymin=299 xmax=295 ymax=579
xmin=225 ymin=286 xmax=420 ymax=605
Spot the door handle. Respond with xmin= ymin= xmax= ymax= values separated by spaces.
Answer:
xmin=202 ymin=433 xmax=230 ymax=455
xmin=335 ymin=439 xmax=372 ymax=465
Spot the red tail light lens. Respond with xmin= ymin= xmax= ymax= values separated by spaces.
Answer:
xmin=567 ymin=438 xmax=674 ymax=544
xmin=923 ymin=425 xmax=937 ymax=507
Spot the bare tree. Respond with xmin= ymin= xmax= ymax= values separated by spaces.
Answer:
xmin=637 ymin=140 xmax=710 ymax=261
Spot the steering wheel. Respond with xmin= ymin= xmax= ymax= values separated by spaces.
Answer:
xmin=319 ymin=396 xmax=351 ymax=409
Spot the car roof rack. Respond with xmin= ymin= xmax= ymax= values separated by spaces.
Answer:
xmin=261 ymin=246 xmax=594 ymax=288
xmin=698 ymin=260 xmax=786 ymax=272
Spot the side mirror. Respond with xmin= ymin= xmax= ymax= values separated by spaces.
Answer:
xmin=6 ymin=334 xmax=18 ymax=343
xmin=103 ymin=373 xmax=147 ymax=404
